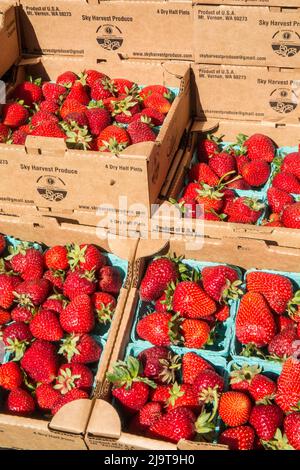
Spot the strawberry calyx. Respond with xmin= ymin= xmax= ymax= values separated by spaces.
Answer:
xmin=167 ymin=382 xmax=185 ymax=407
xmin=168 ymin=312 xmax=183 ymax=346
xmin=106 ymin=356 xmax=157 ymax=390
xmin=87 ymin=100 xmax=104 ymax=109
xmin=242 ymin=197 xmax=265 ymax=212
xmin=13 ymin=292 xmax=35 ymax=310
xmin=261 ymin=428 xmax=294 ymax=450
xmin=54 ymin=367 xmax=81 ymax=395
xmin=67 ymin=243 xmax=87 ymax=271
xmin=96 ymin=302 xmax=115 ymax=325
xmin=47 ymin=292 xmax=69 ymax=308
xmin=199 ymin=385 xmax=221 ymax=405
xmin=64 ymin=123 xmax=93 ymax=151
xmin=100 ymin=136 xmax=128 ymax=154
xmin=58 ymin=334 xmax=81 ymax=362
xmin=140 ymin=115 xmax=154 ymax=127
xmin=157 ymin=283 xmax=176 ymax=312
xmin=158 ymin=353 xmax=181 ymax=384
xmin=230 ymin=363 xmax=261 ymax=388
xmin=221 ymin=279 xmax=244 ymax=303
xmin=196 ymin=183 xmax=224 ymax=202
xmin=6 ymin=242 xmax=31 ymax=260
xmin=111 ymin=96 xmax=138 ymax=117
xmin=287 ymin=290 xmax=300 ymax=322
xmin=241 ymin=343 xmax=266 ymax=359
xmin=4 ymin=337 xmax=30 ymax=361
xmin=195 ymin=388 xmax=219 ymax=435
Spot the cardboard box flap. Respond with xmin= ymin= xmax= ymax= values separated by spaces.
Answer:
xmin=0 ymin=5 xmax=19 ymax=78
xmin=49 ymin=399 xmax=93 ymax=434
xmin=178 ymin=441 xmax=228 ymax=450
xmin=87 ymin=400 xmax=122 ymax=439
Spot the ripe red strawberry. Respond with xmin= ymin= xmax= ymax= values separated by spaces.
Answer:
xmin=7 ymin=388 xmax=35 ymax=416
xmin=193 ymin=370 xmax=224 ymax=404
xmin=67 ymin=82 xmax=90 ymax=105
xmin=92 ymin=292 xmax=117 ymax=324
xmin=198 ymin=136 xmax=220 ymax=162
xmin=55 ymin=364 xmax=93 ymax=394
xmin=236 ymin=154 xmax=250 ymax=174
xmin=43 ymin=270 xmax=65 ymax=291
xmin=40 ymin=100 xmax=60 ymax=113
xmin=30 ymin=309 xmax=64 ymax=342
xmin=0 ymin=362 xmax=23 ymax=390
xmin=42 ymin=82 xmax=68 ymax=102
xmin=249 ymin=374 xmax=277 ymax=402
xmin=219 ymin=391 xmax=252 ymax=427
xmin=63 ymin=270 xmax=96 ymax=300
xmin=268 ymin=325 xmax=297 ymax=358
xmin=188 ymin=163 xmax=219 ymax=186
xmin=151 ymin=384 xmax=172 ymax=403
xmin=42 ymin=298 xmax=64 ymax=315
xmin=244 ymin=134 xmax=275 ymax=162
xmin=138 ymin=402 xmax=163 ymax=428
xmin=12 ymin=79 xmax=42 ymax=107
xmin=215 ymin=304 xmax=230 ymax=322
xmin=140 ymin=257 xmax=178 ymax=302
xmin=59 ymin=334 xmax=101 ymax=364
xmin=149 ymin=406 xmax=196 ymax=444
xmin=166 ymin=383 xmax=199 ymax=411
xmin=60 ymin=294 xmax=94 ymax=334
xmin=143 ymin=93 xmax=171 ymax=114
xmin=67 ymin=243 xmax=106 ymax=272
xmin=132 ymin=107 xmax=165 ymax=126
xmin=236 ymin=292 xmax=276 ymax=347
xmin=226 ymin=197 xmax=264 ymax=224
xmin=284 ymin=412 xmax=300 ymax=450
xmin=136 ymin=312 xmax=173 ymax=346
xmin=60 ymin=99 xmax=86 ymax=120
xmin=107 ymin=356 xmax=156 ymax=413
xmin=97 ymin=125 xmax=130 ymax=152
xmin=138 ymin=346 xmax=180 ymax=384
xmin=0 ymin=274 xmax=15 ymax=308
xmin=56 ymin=71 xmax=78 ymax=87
xmin=282 ymin=152 xmax=300 ymax=179
xmin=31 ymin=121 xmax=66 ymax=139
xmin=227 ymin=178 xmax=251 ymax=190
xmin=230 ymin=364 xmax=261 ymax=391
xmin=275 ymin=358 xmax=300 ymax=412
xmin=242 ymin=160 xmax=270 ymax=187
xmin=110 ymin=78 xmax=135 ymax=95
xmin=45 ymin=245 xmax=69 ymax=271
xmin=127 ymin=120 xmax=156 ymax=144
xmin=0 ymin=235 xmax=6 ymax=254
xmin=0 ymin=308 xmax=11 ymax=325
xmin=267 ymin=187 xmax=294 ymax=214
xmin=277 ymin=315 xmax=295 ymax=331
xmin=31 ymin=110 xmax=58 ymax=127
xmin=85 ymin=107 xmax=111 ymax=136
xmin=14 ymin=279 xmax=50 ymax=307
xmin=181 ymin=319 xmax=211 ymax=349
xmin=182 ymin=352 xmax=213 ymax=385
xmin=195 ymin=184 xmax=225 ymax=213
xmin=246 ymin=271 xmax=293 ymax=314
xmin=65 ymin=111 xmax=89 ymax=127
xmin=36 ymin=383 xmax=61 ymax=411
xmin=282 ymin=202 xmax=300 ymax=228
xmin=182 ymin=182 xmax=202 ymax=201
xmin=3 ymin=322 xmax=33 ymax=359
xmin=2 ymin=102 xmax=29 ymax=128
xmin=140 ymin=85 xmax=173 ymax=100
xmin=99 ymin=266 xmax=122 ymax=294
xmin=273 ymin=172 xmax=300 ymax=194
xmin=9 ymin=246 xmax=44 ymax=280
xmin=10 ymin=128 xmax=29 ymax=145
xmin=51 ymin=388 xmax=89 ymax=415
xmin=202 ymin=265 xmax=240 ymax=303
xmin=250 ymin=404 xmax=283 ymax=440
xmin=0 ymin=123 xmax=10 ymax=143
xmin=172 ymin=281 xmax=216 ymax=318
xmin=219 ymin=426 xmax=255 ymax=450
xmin=81 ymin=70 xmax=109 ymax=87
xmin=21 ymin=340 xmax=59 ymax=384
xmin=209 ymin=152 xmax=236 ymax=180
xmin=91 ymin=77 xmax=114 ymax=101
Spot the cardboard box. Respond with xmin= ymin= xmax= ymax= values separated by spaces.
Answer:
xmin=0 ymin=213 xmax=137 ymax=450
xmin=0 ymin=6 xmax=19 ymax=78
xmin=85 ymin=235 xmax=300 ymax=450
xmin=18 ymin=0 xmax=193 ymax=61
xmin=154 ymin=119 xmax=300 ymax=248
xmin=193 ymin=5 xmax=300 ymax=67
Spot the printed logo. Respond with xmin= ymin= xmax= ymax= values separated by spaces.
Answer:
xmin=36 ymin=175 xmax=67 ymax=202
xmin=269 ymin=88 xmax=298 ymax=114
xmin=272 ymin=30 xmax=300 ymax=58
xmin=96 ymin=25 xmax=123 ymax=51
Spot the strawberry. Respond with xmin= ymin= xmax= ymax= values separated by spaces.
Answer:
xmin=65 ymin=111 xmax=89 ymax=127
xmin=36 ymin=383 xmax=61 ymax=411
xmin=151 ymin=384 xmax=172 ymax=403
xmin=273 ymin=172 xmax=300 ymax=194
xmin=42 ymin=298 xmax=64 ymax=315
xmin=31 ymin=121 xmax=66 ymax=139
xmin=63 ymin=270 xmax=96 ymax=300
xmin=202 ymin=265 xmax=241 ymax=303
xmin=21 ymin=340 xmax=59 ymax=384
xmin=14 ymin=279 xmax=50 ymax=308
xmin=40 ymin=100 xmax=60 ymax=113
xmin=282 ymin=152 xmax=300 ymax=179
xmin=137 ymin=402 xmax=163 ymax=428
xmin=60 ymin=99 xmax=86 ymax=120
xmin=193 ymin=369 xmax=224 ymax=404
xmin=249 ymin=374 xmax=277 ymax=402
xmin=64 ymin=124 xmax=93 ymax=151
xmin=188 ymin=162 xmax=219 ymax=186
xmin=0 ymin=235 xmax=6 ymax=254
xmin=42 ymin=82 xmax=68 ymax=102
xmin=198 ymin=135 xmax=220 ymax=162
xmin=99 ymin=266 xmax=122 ymax=294
xmin=282 ymin=202 xmax=300 ymax=229
xmin=45 ymin=245 xmax=69 ymax=271
xmin=165 ymin=383 xmax=199 ymax=411
xmin=172 ymin=281 xmax=216 ymax=318
xmin=111 ymin=78 xmax=135 ymax=95
xmin=10 ymin=128 xmax=29 ymax=145
xmin=241 ymin=160 xmax=270 ymax=187
xmin=2 ymin=102 xmax=29 ymax=128
xmin=250 ymin=404 xmax=283 ymax=440
xmin=219 ymin=391 xmax=252 ymax=427
xmin=132 ymin=108 xmax=165 ymax=126
xmin=137 ymin=312 xmax=174 ymax=346
xmin=56 ymin=71 xmax=78 ymax=87
xmin=59 ymin=333 xmax=101 ymax=364
xmin=127 ymin=120 xmax=156 ymax=144
xmin=236 ymin=292 xmax=276 ymax=348
xmin=12 ymin=79 xmax=42 ymax=107
xmin=182 ymin=352 xmax=213 ymax=385
xmin=0 ymin=308 xmax=11 ymax=325
xmin=54 ymin=364 xmax=93 ymax=394
xmin=107 ymin=356 xmax=156 ymax=412
xmin=31 ymin=110 xmax=58 ymax=127
xmin=219 ymin=426 xmax=255 ymax=450
xmin=85 ymin=107 xmax=111 ymax=136
xmin=148 ymin=406 xmax=196 ymax=444
xmin=181 ymin=319 xmax=211 ymax=349
xmin=284 ymin=412 xmax=300 ymax=450
xmin=11 ymin=306 xmax=33 ymax=323
xmin=112 ymin=96 xmax=140 ymax=124
xmin=143 ymin=93 xmax=171 ymax=114
xmin=230 ymin=364 xmax=261 ymax=391
xmin=215 ymin=304 xmax=230 ymax=321
xmin=140 ymin=85 xmax=173 ymax=101
xmin=91 ymin=77 xmax=114 ymax=101
xmin=92 ymin=292 xmax=117 ymax=324
xmin=138 ymin=346 xmax=180 ymax=384
xmin=81 ymin=70 xmax=109 ymax=87
xmin=60 ymin=294 xmax=95 ymax=334
xmin=3 ymin=322 xmax=33 ymax=359
xmin=182 ymin=182 xmax=202 ymax=201
xmin=246 ymin=271 xmax=293 ymax=315
xmin=67 ymin=243 xmax=106 ymax=272
xmin=195 ymin=184 xmax=225 ymax=213
xmin=268 ymin=325 xmax=298 ymax=359
xmin=30 ymin=309 xmax=64 ymax=342
xmin=97 ymin=125 xmax=130 ymax=152
xmin=51 ymin=388 xmax=89 ymax=415
xmin=67 ymin=82 xmax=90 ymax=105
xmin=0 ymin=362 xmax=23 ymax=390
xmin=267 ymin=187 xmax=294 ymax=214
xmin=43 ymin=270 xmax=65 ymax=291
xmin=209 ymin=152 xmax=236 ymax=180
xmin=0 ymin=123 xmax=10 ymax=143
xmin=140 ymin=257 xmax=178 ymax=302
xmin=243 ymin=134 xmax=275 ymax=162
xmin=236 ymin=154 xmax=250 ymax=173
xmin=0 ymin=274 xmax=15 ymax=308
xmin=9 ymin=246 xmax=44 ymax=280
xmin=277 ymin=315 xmax=295 ymax=331
xmin=275 ymin=358 xmax=300 ymax=412
xmin=226 ymin=197 xmax=264 ymax=224
xmin=7 ymin=388 xmax=35 ymax=416
xmin=227 ymin=178 xmax=251 ymax=190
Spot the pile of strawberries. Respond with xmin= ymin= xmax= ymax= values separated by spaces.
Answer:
xmin=0 ymin=71 xmax=174 ymax=152
xmin=0 ymin=233 xmax=123 ymax=417
xmin=266 ymin=147 xmax=300 ymax=229
xmin=235 ymin=271 xmax=300 ymax=359
xmin=219 ymin=360 xmax=300 ymax=450
xmin=133 ymin=256 xmax=242 ymax=351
